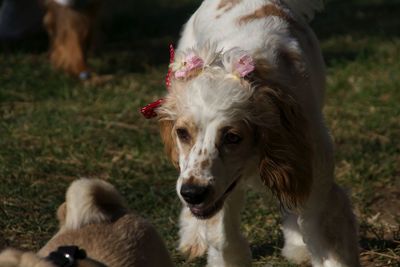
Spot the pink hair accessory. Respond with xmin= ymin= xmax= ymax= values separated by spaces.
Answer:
xmin=222 ymin=48 xmax=255 ymax=79
xmin=234 ymin=54 xmax=255 ymax=78
xmin=172 ymin=52 xmax=204 ymax=79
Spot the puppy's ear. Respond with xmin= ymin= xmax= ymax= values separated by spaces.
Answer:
xmin=253 ymin=87 xmax=313 ymax=208
xmin=57 ymin=202 xmax=67 ymax=227
xmin=159 ymin=120 xmax=179 ymax=169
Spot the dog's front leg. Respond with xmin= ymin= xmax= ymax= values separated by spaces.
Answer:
xmin=205 ymin=186 xmax=251 ymax=267
xmin=178 ymin=186 xmax=251 ymax=266
xmin=178 ymin=207 xmax=209 ymax=260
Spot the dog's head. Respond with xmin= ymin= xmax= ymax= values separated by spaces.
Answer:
xmin=158 ymin=47 xmax=313 ymax=219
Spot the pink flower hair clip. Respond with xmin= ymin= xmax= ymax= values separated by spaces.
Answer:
xmin=222 ymin=48 xmax=255 ymax=79
xmin=171 ymin=52 xmax=204 ymax=80
xmin=234 ymin=54 xmax=255 ymax=78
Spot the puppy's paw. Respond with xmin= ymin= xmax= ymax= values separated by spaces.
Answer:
xmin=179 ymin=239 xmax=207 ymax=261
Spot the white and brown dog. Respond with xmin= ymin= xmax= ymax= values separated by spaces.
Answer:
xmin=150 ymin=0 xmax=360 ymax=266
xmin=0 ymin=179 xmax=173 ymax=267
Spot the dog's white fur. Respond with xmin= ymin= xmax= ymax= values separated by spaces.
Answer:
xmin=158 ymin=0 xmax=360 ymax=266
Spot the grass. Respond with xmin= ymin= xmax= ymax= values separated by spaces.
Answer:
xmin=0 ymin=0 xmax=399 ymax=266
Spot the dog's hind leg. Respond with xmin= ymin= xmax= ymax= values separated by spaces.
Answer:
xmin=281 ymin=212 xmax=311 ymax=264
xmin=299 ymin=183 xmax=360 ymax=267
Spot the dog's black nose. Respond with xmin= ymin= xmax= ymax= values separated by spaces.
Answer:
xmin=180 ymin=184 xmax=210 ymax=205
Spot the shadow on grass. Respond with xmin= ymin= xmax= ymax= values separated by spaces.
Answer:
xmin=251 ymin=240 xmax=283 ymax=259
xmin=360 ymin=237 xmax=399 ymax=251
xmin=250 ymin=237 xmax=400 ymax=261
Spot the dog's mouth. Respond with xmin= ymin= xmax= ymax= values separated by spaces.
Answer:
xmin=188 ymin=178 xmax=239 ymax=220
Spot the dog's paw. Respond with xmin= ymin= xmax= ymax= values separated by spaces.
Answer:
xmin=179 ymin=240 xmax=207 ymax=261
xmin=282 ymin=243 xmax=310 ymax=264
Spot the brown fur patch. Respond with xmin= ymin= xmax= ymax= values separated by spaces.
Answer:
xmin=217 ymin=0 xmax=241 ymax=10
xmin=216 ymin=0 xmax=241 ymax=18
xmin=172 ymin=117 xmax=199 ymax=161
xmin=91 ymin=183 xmax=127 ymax=222
xmin=185 ymin=174 xmax=210 ymax=187
xmin=249 ymin=56 xmax=304 ymax=90
xmin=238 ymin=4 xmax=294 ymax=25
xmin=186 ymin=176 xmax=195 ymax=184
xmin=159 ymin=120 xmax=179 ymax=169
xmin=214 ymin=127 xmax=225 ymax=149
xmin=251 ymin=86 xmax=313 ymax=208
xmin=200 ymin=159 xmax=211 ymax=169
xmin=183 ymin=119 xmax=199 ymax=148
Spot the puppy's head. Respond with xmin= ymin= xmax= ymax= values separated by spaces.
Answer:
xmin=158 ymin=47 xmax=313 ymax=218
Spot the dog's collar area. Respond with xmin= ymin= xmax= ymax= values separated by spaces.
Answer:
xmin=45 ymin=246 xmax=86 ymax=267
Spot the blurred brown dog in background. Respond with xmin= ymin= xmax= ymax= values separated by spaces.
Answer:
xmin=43 ymin=0 xmax=101 ymax=79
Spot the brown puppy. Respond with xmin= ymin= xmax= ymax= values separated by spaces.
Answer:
xmin=0 ymin=179 xmax=174 ymax=267
xmin=43 ymin=0 xmax=101 ymax=78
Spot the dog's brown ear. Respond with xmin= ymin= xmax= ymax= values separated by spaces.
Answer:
xmin=253 ymin=86 xmax=313 ymax=208
xmin=159 ymin=120 xmax=179 ymax=169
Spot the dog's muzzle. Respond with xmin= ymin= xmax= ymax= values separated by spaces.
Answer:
xmin=184 ymin=179 xmax=239 ymax=220
xmin=180 ymin=184 xmax=211 ymax=205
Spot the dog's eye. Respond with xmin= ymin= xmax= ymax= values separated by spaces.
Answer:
xmin=176 ymin=127 xmax=191 ymax=142
xmin=223 ymin=132 xmax=242 ymax=145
